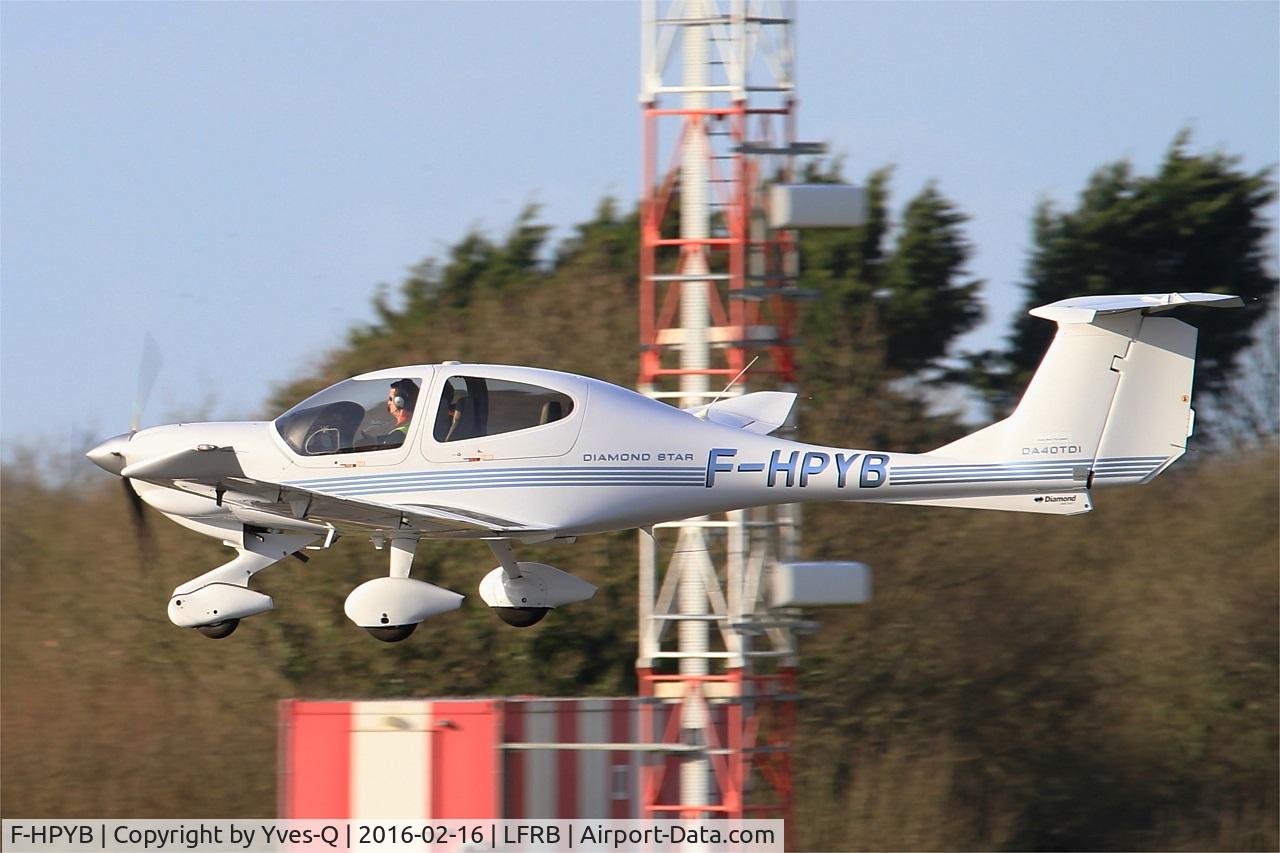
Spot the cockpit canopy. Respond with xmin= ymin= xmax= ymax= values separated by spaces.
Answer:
xmin=275 ymin=377 xmax=420 ymax=456
xmin=274 ymin=372 xmax=577 ymax=457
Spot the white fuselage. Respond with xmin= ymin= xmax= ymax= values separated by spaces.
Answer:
xmin=117 ymin=365 xmax=1126 ymax=539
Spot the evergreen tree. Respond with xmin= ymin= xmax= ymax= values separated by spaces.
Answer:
xmin=797 ymin=163 xmax=983 ymax=381
xmin=1001 ymin=133 xmax=1277 ymax=412
xmin=880 ymin=183 xmax=984 ymax=374
xmin=794 ymin=163 xmax=983 ymax=450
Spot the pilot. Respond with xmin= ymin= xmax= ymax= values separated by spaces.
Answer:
xmin=384 ymin=379 xmax=419 ymax=446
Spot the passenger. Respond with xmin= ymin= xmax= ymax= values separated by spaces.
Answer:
xmin=434 ymin=382 xmax=461 ymax=441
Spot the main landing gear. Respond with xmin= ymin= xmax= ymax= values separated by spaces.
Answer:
xmin=364 ymin=623 xmax=417 ymax=643
xmin=344 ymin=536 xmax=464 ymax=642
xmin=196 ymin=619 xmax=240 ymax=639
xmin=477 ymin=539 xmax=595 ymax=628
xmin=493 ymin=607 xmax=549 ymax=628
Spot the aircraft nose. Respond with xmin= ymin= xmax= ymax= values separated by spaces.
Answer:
xmin=86 ymin=433 xmax=131 ymax=476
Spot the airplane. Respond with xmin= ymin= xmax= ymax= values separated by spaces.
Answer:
xmin=87 ymin=292 xmax=1241 ymax=641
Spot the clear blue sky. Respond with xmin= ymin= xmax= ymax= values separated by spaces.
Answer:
xmin=3 ymin=1 xmax=1277 ymax=463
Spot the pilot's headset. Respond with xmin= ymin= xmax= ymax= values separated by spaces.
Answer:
xmin=389 ymin=380 xmax=418 ymax=413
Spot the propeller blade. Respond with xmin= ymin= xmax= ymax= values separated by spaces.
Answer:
xmin=130 ymin=332 xmax=163 ymax=435
xmin=122 ymin=476 xmax=151 ymax=542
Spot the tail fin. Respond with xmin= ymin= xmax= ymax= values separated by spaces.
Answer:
xmin=934 ymin=292 xmax=1242 ymax=487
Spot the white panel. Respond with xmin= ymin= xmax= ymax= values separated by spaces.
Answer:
xmin=771 ymin=561 xmax=871 ymax=606
xmin=577 ymin=700 xmax=610 ymax=818
xmin=350 ymin=701 xmax=429 ymax=819
xmin=768 ymin=184 xmax=868 ymax=228
xmin=525 ymin=701 xmax=556 ymax=818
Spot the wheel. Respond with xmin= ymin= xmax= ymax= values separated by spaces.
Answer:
xmin=494 ymin=606 xmax=549 ymax=628
xmin=365 ymin=624 xmax=417 ymax=643
xmin=197 ymin=619 xmax=240 ymax=639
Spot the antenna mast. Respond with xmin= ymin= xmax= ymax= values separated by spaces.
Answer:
xmin=637 ymin=0 xmax=809 ymax=826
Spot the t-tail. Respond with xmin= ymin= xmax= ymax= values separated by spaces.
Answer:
xmin=891 ymin=292 xmax=1243 ymax=515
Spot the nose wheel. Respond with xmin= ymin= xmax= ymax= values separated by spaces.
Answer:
xmin=196 ymin=619 xmax=240 ymax=639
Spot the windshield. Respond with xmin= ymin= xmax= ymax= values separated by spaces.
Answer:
xmin=274 ymin=377 xmax=422 ymax=456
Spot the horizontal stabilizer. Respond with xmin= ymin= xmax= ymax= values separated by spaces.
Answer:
xmin=1029 ymin=292 xmax=1243 ymax=324
xmin=686 ymin=391 xmax=796 ymax=434
xmin=880 ymin=491 xmax=1093 ymax=515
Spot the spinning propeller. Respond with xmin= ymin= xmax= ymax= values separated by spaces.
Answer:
xmin=124 ymin=334 xmax=162 ymax=538
xmin=88 ymin=335 xmax=163 ymax=543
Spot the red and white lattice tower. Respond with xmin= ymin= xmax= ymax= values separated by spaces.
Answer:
xmin=637 ymin=0 xmax=818 ymax=831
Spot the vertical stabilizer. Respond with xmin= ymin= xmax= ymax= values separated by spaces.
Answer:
xmin=932 ymin=293 xmax=1240 ymax=487
xmin=933 ymin=312 xmax=1137 ymax=464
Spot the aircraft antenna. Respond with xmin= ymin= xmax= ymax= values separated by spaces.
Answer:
xmin=705 ymin=355 xmax=760 ymax=409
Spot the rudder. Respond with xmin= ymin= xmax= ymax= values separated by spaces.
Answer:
xmin=1091 ymin=315 xmax=1197 ymax=486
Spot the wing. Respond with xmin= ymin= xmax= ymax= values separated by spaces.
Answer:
xmin=222 ymin=481 xmax=551 ymax=539
xmin=123 ymin=447 xmax=550 ymax=539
